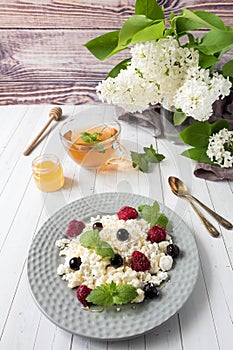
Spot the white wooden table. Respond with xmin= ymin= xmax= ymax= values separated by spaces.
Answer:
xmin=0 ymin=105 xmax=233 ymax=350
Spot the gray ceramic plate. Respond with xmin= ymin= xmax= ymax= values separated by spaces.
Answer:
xmin=27 ymin=192 xmax=199 ymax=341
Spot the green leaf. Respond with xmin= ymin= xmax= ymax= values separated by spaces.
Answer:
xmin=144 ymin=144 xmax=165 ymax=163
xmin=135 ymin=0 xmax=164 ymax=20
xmin=181 ymin=147 xmax=213 ymax=164
xmin=86 ymin=282 xmax=115 ymax=307
xmin=80 ymin=131 xmax=102 ymax=143
xmin=176 ymin=17 xmax=204 ymax=34
xmin=198 ymin=52 xmax=219 ymax=69
xmin=84 ymin=30 xmax=121 ymax=61
xmin=113 ymin=284 xmax=138 ymax=305
xmin=182 ymin=9 xmax=226 ymax=31
xmin=210 ymin=120 xmax=230 ymax=134
xmin=198 ymin=30 xmax=233 ymax=55
xmin=222 ymin=60 xmax=233 ymax=77
xmin=80 ymin=230 xmax=100 ymax=249
xmin=138 ymin=201 xmax=172 ymax=229
xmin=130 ymin=20 xmax=165 ymax=44
xmin=131 ymin=151 xmax=149 ymax=172
xmin=179 ymin=121 xmax=211 ymax=147
xmin=107 ymin=58 xmax=131 ymax=78
xmin=173 ymin=110 xmax=187 ymax=126
xmin=118 ymin=15 xmax=154 ymax=46
xmin=86 ymin=282 xmax=138 ymax=306
xmin=80 ymin=230 xmax=114 ymax=258
xmin=96 ymin=241 xmax=115 ymax=258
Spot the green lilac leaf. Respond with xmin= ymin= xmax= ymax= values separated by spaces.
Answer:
xmin=182 ymin=9 xmax=226 ymax=31
xmin=198 ymin=30 xmax=233 ymax=55
xmin=222 ymin=60 xmax=233 ymax=77
xmin=118 ymin=15 xmax=154 ymax=46
xmin=181 ymin=147 xmax=213 ymax=164
xmin=80 ymin=229 xmax=100 ymax=249
xmin=84 ymin=30 xmax=121 ymax=61
xmin=135 ymin=0 xmax=164 ymax=20
xmin=198 ymin=52 xmax=219 ymax=69
xmin=173 ymin=110 xmax=187 ymax=126
xmin=210 ymin=120 xmax=230 ymax=134
xmin=96 ymin=241 xmax=115 ymax=258
xmin=130 ymin=20 xmax=165 ymax=43
xmin=179 ymin=121 xmax=211 ymax=147
xmin=113 ymin=284 xmax=138 ymax=305
xmin=107 ymin=58 xmax=131 ymax=78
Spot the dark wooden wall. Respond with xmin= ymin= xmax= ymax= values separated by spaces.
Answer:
xmin=0 ymin=0 xmax=233 ymax=105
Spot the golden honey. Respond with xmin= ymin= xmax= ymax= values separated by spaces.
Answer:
xmin=32 ymin=154 xmax=64 ymax=192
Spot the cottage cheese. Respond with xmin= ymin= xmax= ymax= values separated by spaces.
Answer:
xmin=56 ymin=214 xmax=174 ymax=303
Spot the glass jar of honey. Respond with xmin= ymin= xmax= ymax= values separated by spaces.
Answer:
xmin=32 ymin=154 xmax=64 ymax=192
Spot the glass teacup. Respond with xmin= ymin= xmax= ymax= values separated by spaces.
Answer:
xmin=60 ymin=105 xmax=128 ymax=170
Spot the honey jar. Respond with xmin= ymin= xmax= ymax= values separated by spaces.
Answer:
xmin=32 ymin=154 xmax=64 ymax=192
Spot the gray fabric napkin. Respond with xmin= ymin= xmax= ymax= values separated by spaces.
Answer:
xmin=209 ymin=90 xmax=233 ymax=130
xmin=118 ymin=106 xmax=163 ymax=137
xmin=194 ymin=163 xmax=233 ymax=181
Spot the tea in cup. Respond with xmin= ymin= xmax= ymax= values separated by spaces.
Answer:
xmin=60 ymin=105 xmax=127 ymax=169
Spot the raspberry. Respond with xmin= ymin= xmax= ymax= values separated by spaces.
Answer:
xmin=131 ymin=251 xmax=151 ymax=272
xmin=66 ymin=220 xmax=85 ymax=237
xmin=117 ymin=206 xmax=138 ymax=221
xmin=77 ymin=285 xmax=92 ymax=307
xmin=147 ymin=225 xmax=167 ymax=243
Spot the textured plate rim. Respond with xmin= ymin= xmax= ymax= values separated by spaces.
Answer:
xmin=27 ymin=192 xmax=199 ymax=341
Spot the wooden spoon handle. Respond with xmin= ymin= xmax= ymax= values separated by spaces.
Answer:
xmin=23 ymin=117 xmax=55 ymax=156
xmin=23 ymin=107 xmax=62 ymax=156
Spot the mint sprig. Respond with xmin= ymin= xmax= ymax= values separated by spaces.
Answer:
xmin=138 ymin=201 xmax=172 ymax=231
xmin=86 ymin=281 xmax=138 ymax=307
xmin=80 ymin=131 xmax=102 ymax=144
xmin=80 ymin=230 xmax=114 ymax=258
xmin=131 ymin=144 xmax=165 ymax=172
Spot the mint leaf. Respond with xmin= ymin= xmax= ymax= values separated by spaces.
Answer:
xmin=131 ymin=151 xmax=149 ymax=172
xmin=131 ymin=144 xmax=165 ymax=172
xmin=80 ymin=230 xmax=114 ymax=257
xmin=113 ymin=284 xmax=138 ymax=305
xmin=138 ymin=201 xmax=172 ymax=230
xmin=80 ymin=131 xmax=102 ymax=144
xmin=80 ymin=229 xmax=100 ymax=249
xmin=86 ymin=282 xmax=115 ymax=307
xmin=86 ymin=282 xmax=138 ymax=306
xmin=144 ymin=145 xmax=165 ymax=163
xmin=96 ymin=240 xmax=115 ymax=258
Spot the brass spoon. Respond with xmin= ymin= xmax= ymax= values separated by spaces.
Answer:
xmin=168 ymin=176 xmax=233 ymax=230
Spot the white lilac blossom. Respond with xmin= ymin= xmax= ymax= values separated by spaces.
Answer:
xmin=207 ymin=128 xmax=233 ymax=168
xmin=174 ymin=69 xmax=232 ymax=121
xmin=96 ymin=37 xmax=231 ymax=120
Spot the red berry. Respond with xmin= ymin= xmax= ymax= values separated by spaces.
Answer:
xmin=66 ymin=220 xmax=85 ymax=237
xmin=131 ymin=251 xmax=151 ymax=272
xmin=77 ymin=285 xmax=92 ymax=307
xmin=147 ymin=225 xmax=167 ymax=243
xmin=117 ymin=206 xmax=138 ymax=221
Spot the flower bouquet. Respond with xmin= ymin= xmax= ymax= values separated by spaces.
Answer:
xmin=84 ymin=0 xmax=233 ymax=178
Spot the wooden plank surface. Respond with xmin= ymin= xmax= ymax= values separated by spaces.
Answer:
xmin=0 ymin=0 xmax=233 ymax=105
